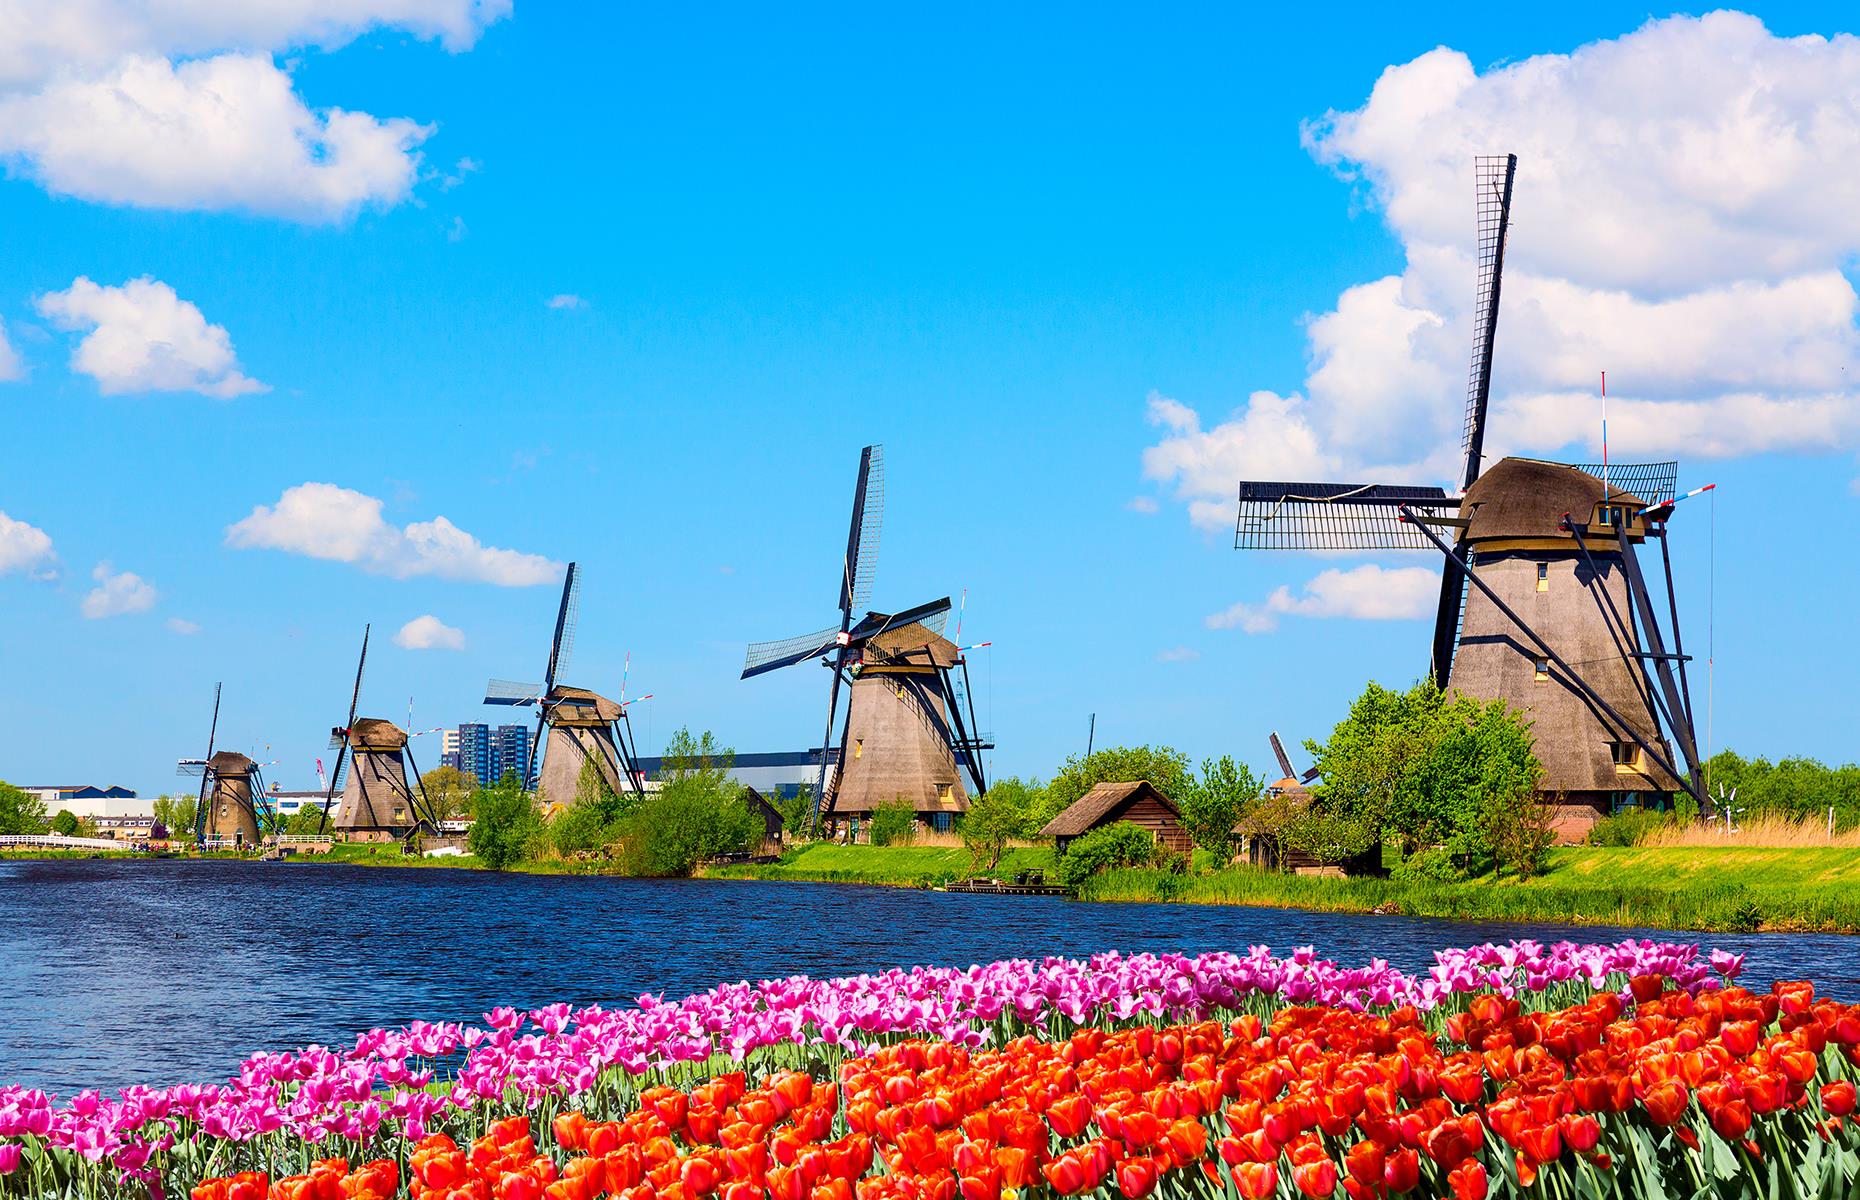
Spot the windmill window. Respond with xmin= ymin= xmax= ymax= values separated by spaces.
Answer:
xmin=1533 ymin=658 xmax=1550 ymax=681
xmin=853 ymin=739 xmax=863 ymax=760
xmin=1536 ymin=562 xmax=1549 ymax=591
xmin=1612 ymin=742 xmax=1643 ymax=772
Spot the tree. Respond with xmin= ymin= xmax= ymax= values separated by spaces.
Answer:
xmin=961 ymin=777 xmax=1052 ymax=870
xmin=1178 ymin=756 xmax=1262 ymax=859
xmin=151 ymin=794 xmax=197 ymax=839
xmin=1703 ymin=750 xmax=1860 ymax=830
xmin=773 ymin=786 xmax=815 ymax=836
xmin=606 ymin=728 xmax=759 ymax=876
xmin=419 ymin=767 xmax=479 ymax=821
xmin=467 ymin=779 xmax=543 ymax=869
xmin=1045 ymin=746 xmax=1193 ymax=815
xmin=0 ymin=782 xmax=49 ymax=836
xmin=51 ymin=809 xmax=80 ymax=836
xmin=1306 ymin=679 xmax=1543 ymax=873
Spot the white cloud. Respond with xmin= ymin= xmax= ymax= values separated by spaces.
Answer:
xmin=546 ymin=293 xmax=587 ymax=310
xmin=1146 ymin=13 xmax=1860 ymax=526
xmin=1125 ymin=496 xmax=1159 ymax=514
xmin=0 ymin=1 xmax=506 ymax=219
xmin=1208 ymin=564 xmax=1439 ymax=634
xmin=0 ymin=509 xmax=54 ymax=575
xmin=1155 ymin=645 xmax=1200 ymax=663
xmin=0 ymin=1 xmax=508 ymax=88
xmin=166 ymin=617 xmax=201 ymax=635
xmin=394 ymin=614 xmax=465 ymax=650
xmin=226 ymin=482 xmax=561 ymax=586
xmin=447 ymin=215 xmax=468 ymax=241
xmin=0 ymin=55 xmax=431 ymax=220
xmin=0 ymin=317 xmax=22 ymax=382
xmin=81 ymin=561 xmax=157 ymax=619
xmin=37 ymin=276 xmax=265 ymax=398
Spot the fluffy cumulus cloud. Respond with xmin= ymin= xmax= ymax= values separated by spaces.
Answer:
xmin=394 ymin=613 xmax=465 ymax=650
xmin=81 ymin=561 xmax=157 ymax=618
xmin=0 ymin=0 xmax=507 ymax=220
xmin=1207 ymin=564 xmax=1439 ymax=635
xmin=38 ymin=276 xmax=265 ymax=397
xmin=226 ymin=482 xmax=561 ymax=586
xmin=0 ymin=509 xmax=54 ymax=575
xmin=1145 ymin=12 xmax=1860 ymax=532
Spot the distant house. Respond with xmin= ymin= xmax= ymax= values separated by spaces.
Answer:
xmin=1039 ymin=781 xmax=1192 ymax=856
xmin=1234 ymin=776 xmax=1382 ymax=876
xmin=21 ymin=785 xmax=142 ymax=821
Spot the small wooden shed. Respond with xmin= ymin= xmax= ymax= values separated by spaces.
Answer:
xmin=742 ymin=786 xmax=785 ymax=857
xmin=1039 ymin=780 xmax=1192 ymax=856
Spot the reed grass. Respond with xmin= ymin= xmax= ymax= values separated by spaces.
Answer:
xmin=1639 ymin=812 xmax=1860 ymax=849
xmin=1077 ymin=846 xmax=1860 ymax=933
xmin=705 ymin=843 xmax=1058 ymax=887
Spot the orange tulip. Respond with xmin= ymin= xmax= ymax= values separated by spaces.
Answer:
xmin=1290 ymin=1158 xmax=1337 ymax=1198
xmin=1115 ymin=1156 xmax=1157 ymax=1200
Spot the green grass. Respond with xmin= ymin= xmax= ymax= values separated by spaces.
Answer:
xmin=704 ymin=843 xmax=1059 ymax=887
xmin=1077 ymin=845 xmax=1860 ymax=933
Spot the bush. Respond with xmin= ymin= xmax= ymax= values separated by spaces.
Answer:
xmin=869 ymin=797 xmax=917 ymax=846
xmin=616 ymin=778 xmax=760 ymax=877
xmin=1056 ymin=821 xmax=1155 ymax=889
xmin=1278 ymin=809 xmax=1379 ymax=867
xmin=1390 ymin=846 xmax=1466 ymax=883
xmin=51 ymin=809 xmax=80 ymax=836
xmin=467 ymin=782 xmax=543 ymax=870
xmin=1587 ymin=807 xmax=1672 ymax=847
xmin=960 ymin=777 xmax=1048 ymax=870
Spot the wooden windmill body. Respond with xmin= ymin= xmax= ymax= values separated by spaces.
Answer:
xmin=829 ymin=623 xmax=971 ymax=823
xmin=484 ymin=564 xmax=649 ymax=808
xmin=1230 ymin=156 xmax=1707 ymax=843
xmin=202 ymin=751 xmax=262 ymax=846
xmin=535 ymin=686 xmax=631 ymax=806
xmin=1447 ymin=459 xmax=1680 ymax=836
xmin=320 ymin=627 xmax=439 ymax=842
xmin=332 ymin=717 xmax=427 ymax=840
xmin=742 ymin=446 xmax=992 ymax=839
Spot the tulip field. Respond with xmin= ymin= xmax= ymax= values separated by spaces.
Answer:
xmin=2 ymin=941 xmax=1858 ymax=1199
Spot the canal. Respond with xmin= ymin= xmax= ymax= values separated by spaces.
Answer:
xmin=3 ymin=857 xmax=1854 ymax=1094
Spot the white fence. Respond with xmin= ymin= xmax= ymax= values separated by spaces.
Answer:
xmin=0 ymin=834 xmax=126 ymax=851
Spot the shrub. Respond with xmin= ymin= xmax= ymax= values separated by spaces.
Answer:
xmin=467 ymin=782 xmax=543 ymax=870
xmin=1056 ymin=821 xmax=1155 ymax=889
xmin=616 ymin=777 xmax=760 ymax=877
xmin=51 ymin=809 xmax=80 ymax=836
xmin=1278 ymin=809 xmax=1379 ymax=867
xmin=869 ymin=797 xmax=917 ymax=846
xmin=1390 ymin=846 xmax=1466 ymax=883
xmin=1587 ymin=807 xmax=1669 ymax=847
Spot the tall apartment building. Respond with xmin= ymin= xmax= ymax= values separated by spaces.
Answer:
xmin=452 ymin=723 xmax=533 ymax=788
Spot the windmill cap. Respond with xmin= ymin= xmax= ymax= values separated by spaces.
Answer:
xmin=1462 ymin=457 xmax=1650 ymax=543
xmin=547 ymin=684 xmax=624 ymax=723
xmin=347 ymin=717 xmax=408 ymax=749
xmin=208 ymin=750 xmax=256 ymax=774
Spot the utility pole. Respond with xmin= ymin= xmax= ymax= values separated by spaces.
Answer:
xmin=1085 ymin=713 xmax=1096 ymax=758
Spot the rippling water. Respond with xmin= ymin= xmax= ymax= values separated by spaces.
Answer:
xmin=1 ymin=858 xmax=1854 ymax=1096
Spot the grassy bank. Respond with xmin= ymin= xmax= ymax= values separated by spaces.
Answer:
xmin=704 ymin=843 xmax=1059 ymax=887
xmin=1077 ymin=845 xmax=1860 ymax=933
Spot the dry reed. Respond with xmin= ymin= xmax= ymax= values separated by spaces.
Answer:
xmin=1640 ymin=812 xmax=1860 ymax=849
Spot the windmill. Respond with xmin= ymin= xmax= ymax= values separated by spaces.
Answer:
xmin=319 ymin=625 xmax=438 ymax=840
xmin=176 ymin=684 xmax=273 ymax=848
xmin=1230 ymin=155 xmax=1707 ymax=837
xmin=741 ymin=445 xmax=991 ymax=837
xmin=484 ymin=562 xmax=647 ymax=806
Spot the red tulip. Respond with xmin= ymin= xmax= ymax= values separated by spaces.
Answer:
xmin=1643 ymin=1079 xmax=1689 ymax=1126
xmin=1447 ymin=1160 xmax=1488 ymax=1200
xmin=1823 ymin=1080 xmax=1858 ymax=1117
xmin=1116 ymin=1156 xmax=1158 ymax=1200
xmin=1234 ymin=1162 xmax=1278 ymax=1200
xmin=1382 ymin=1148 xmax=1419 ymax=1195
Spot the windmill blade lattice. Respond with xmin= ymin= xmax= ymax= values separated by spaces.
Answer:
xmin=484 ymin=679 xmax=547 ymax=705
xmin=1460 ymin=153 xmax=1517 ymax=491
xmin=742 ymin=626 xmax=842 ymax=677
xmin=845 ymin=445 xmax=883 ymax=614
xmin=1234 ymin=482 xmax=1457 ymax=551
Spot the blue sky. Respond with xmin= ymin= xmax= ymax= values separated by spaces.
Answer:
xmin=1 ymin=3 xmax=1856 ymax=797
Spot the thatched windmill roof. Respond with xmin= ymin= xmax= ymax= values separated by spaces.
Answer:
xmin=1462 ymin=459 xmax=1649 ymax=543
xmin=346 ymin=717 xmax=408 ymax=749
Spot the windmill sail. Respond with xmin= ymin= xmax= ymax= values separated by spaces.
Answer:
xmin=841 ymin=445 xmax=883 ymax=617
xmin=1432 ymin=153 xmax=1518 ymax=682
